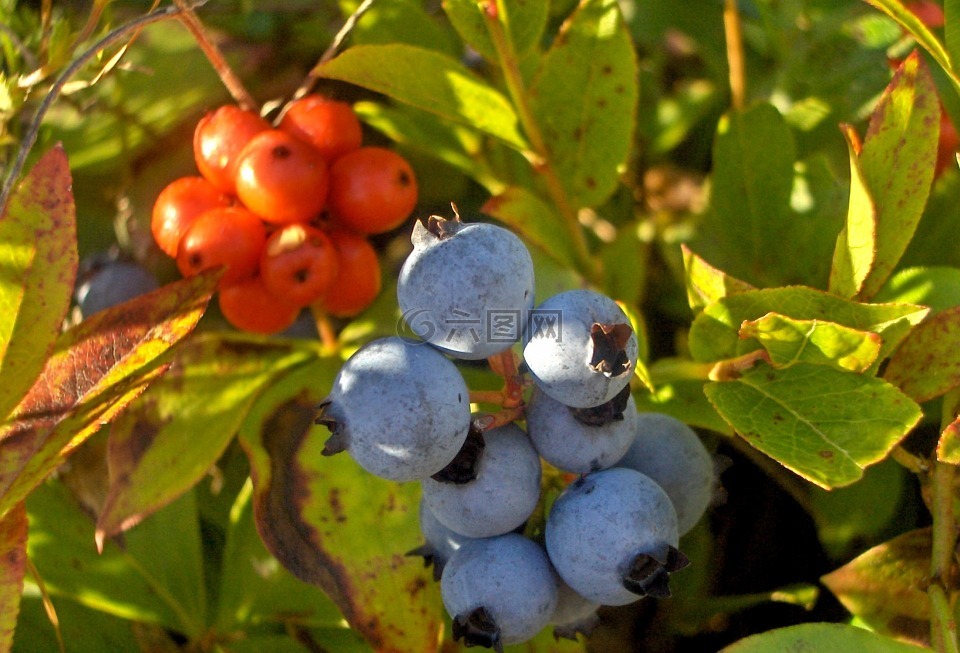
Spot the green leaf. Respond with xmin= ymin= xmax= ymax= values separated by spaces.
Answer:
xmin=443 ymin=0 xmax=549 ymax=60
xmin=528 ymin=0 xmax=638 ymax=208
xmin=0 ymin=271 xmax=219 ymax=521
xmin=0 ymin=146 xmax=77 ymax=423
xmin=739 ymin=313 xmax=882 ymax=373
xmin=215 ymin=480 xmax=345 ymax=631
xmin=14 ymin=591 xmax=141 ymax=653
xmin=883 ymin=305 xmax=960 ymax=401
xmin=938 ymin=414 xmax=960 ymax=463
xmin=340 ymin=0 xmax=461 ymax=56
xmin=482 ymin=186 xmax=578 ymax=268
xmin=863 ymin=0 xmax=960 ymax=97
xmin=696 ymin=103 xmax=796 ymax=287
xmin=821 ymin=528 xmax=932 ymax=647
xmin=681 ymin=245 xmax=755 ymax=314
xmin=688 ymin=286 xmax=929 ymax=364
xmin=600 ymin=221 xmax=649 ymax=309
xmin=829 ymin=124 xmax=877 ymax=298
xmin=947 ymin=0 xmax=960 ymax=73
xmin=855 ymin=51 xmax=940 ymax=299
xmin=875 ymin=266 xmax=960 ymax=314
xmin=314 ymin=44 xmax=529 ymax=150
xmin=95 ymin=334 xmax=313 ymax=545
xmin=27 ymin=480 xmax=199 ymax=634
xmin=237 ymin=361 xmax=445 ymax=652
xmin=704 ymin=363 xmax=922 ymax=489
xmin=0 ymin=502 xmax=27 ymax=652
xmin=721 ymin=622 xmax=929 ymax=652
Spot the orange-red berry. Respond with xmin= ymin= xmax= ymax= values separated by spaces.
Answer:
xmin=316 ymin=228 xmax=382 ymax=317
xmin=327 ymin=147 xmax=418 ymax=234
xmin=260 ymin=224 xmax=339 ymax=306
xmin=176 ymin=206 xmax=266 ymax=287
xmin=219 ymin=276 xmax=302 ymax=334
xmin=151 ymin=176 xmax=231 ymax=258
xmin=194 ymin=105 xmax=270 ymax=194
xmin=234 ymin=129 xmax=330 ymax=225
xmin=279 ymin=95 xmax=363 ymax=162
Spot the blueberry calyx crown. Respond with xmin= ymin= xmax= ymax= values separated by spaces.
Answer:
xmin=552 ymin=612 xmax=600 ymax=642
xmin=314 ymin=399 xmax=348 ymax=456
xmin=430 ymin=423 xmax=486 ymax=484
xmin=410 ymin=205 xmax=465 ymax=248
xmin=453 ymin=606 xmax=503 ymax=653
xmin=622 ymin=545 xmax=690 ymax=598
xmin=570 ymin=384 xmax=631 ymax=427
xmin=589 ymin=322 xmax=634 ymax=378
xmin=404 ymin=543 xmax=444 ymax=581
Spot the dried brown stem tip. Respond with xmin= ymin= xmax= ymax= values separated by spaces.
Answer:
xmin=430 ymin=424 xmax=486 ymax=484
xmin=453 ymin=606 xmax=503 ymax=653
xmin=622 ymin=545 xmax=690 ymax=598
xmin=570 ymin=384 xmax=631 ymax=427
xmin=314 ymin=400 xmax=347 ymax=456
xmin=589 ymin=322 xmax=633 ymax=378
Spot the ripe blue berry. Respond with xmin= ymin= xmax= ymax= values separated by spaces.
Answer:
xmin=397 ymin=212 xmax=535 ymax=360
xmin=74 ymin=256 xmax=159 ymax=318
xmin=616 ymin=412 xmax=715 ymax=536
xmin=523 ymin=289 xmax=638 ymax=408
xmin=421 ymin=423 xmax=542 ymax=538
xmin=316 ymin=337 xmax=471 ymax=481
xmin=408 ymin=498 xmax=478 ymax=580
xmin=545 ymin=467 xmax=687 ymax=606
xmin=551 ymin=580 xmax=600 ymax=641
xmin=441 ymin=533 xmax=558 ymax=650
xmin=526 ymin=385 xmax=638 ymax=473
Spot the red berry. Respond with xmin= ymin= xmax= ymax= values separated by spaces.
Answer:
xmin=151 ymin=176 xmax=230 ymax=258
xmin=279 ymin=95 xmax=363 ymax=162
xmin=234 ymin=130 xmax=330 ymax=225
xmin=194 ymin=105 xmax=270 ymax=193
xmin=219 ymin=276 xmax=302 ymax=334
xmin=327 ymin=147 xmax=418 ymax=234
xmin=260 ymin=224 xmax=339 ymax=306
xmin=937 ymin=109 xmax=959 ymax=178
xmin=316 ymin=228 xmax=382 ymax=317
xmin=176 ymin=206 xmax=266 ymax=287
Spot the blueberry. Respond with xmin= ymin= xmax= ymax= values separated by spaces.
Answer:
xmin=316 ymin=336 xmax=471 ymax=481
xmin=522 ymin=289 xmax=638 ymax=408
xmin=397 ymin=211 xmax=535 ymax=360
xmin=526 ymin=385 xmax=638 ymax=473
xmin=407 ymin=498 xmax=479 ymax=580
xmin=421 ymin=423 xmax=541 ymax=538
xmin=74 ymin=255 xmax=159 ymax=318
xmin=615 ymin=412 xmax=715 ymax=536
xmin=545 ymin=467 xmax=687 ymax=606
xmin=441 ymin=533 xmax=558 ymax=650
xmin=551 ymin=580 xmax=601 ymax=641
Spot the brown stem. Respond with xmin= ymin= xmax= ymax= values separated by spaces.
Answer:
xmin=173 ymin=0 xmax=258 ymax=111
xmin=723 ymin=0 xmax=746 ymax=111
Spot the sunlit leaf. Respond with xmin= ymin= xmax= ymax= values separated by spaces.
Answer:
xmin=681 ymin=245 xmax=754 ymax=314
xmin=0 ymin=146 xmax=77 ymax=423
xmin=96 ymin=334 xmax=314 ymax=545
xmin=0 ymin=502 xmax=27 ymax=652
xmin=237 ymin=361 xmax=445 ymax=653
xmin=705 ymin=363 xmax=922 ymax=489
xmin=829 ymin=123 xmax=877 ymax=298
xmin=855 ymin=51 xmax=940 ymax=299
xmin=821 ymin=528 xmax=932 ymax=647
xmin=883 ymin=305 xmax=960 ymax=401
xmin=739 ymin=313 xmax=882 ymax=373
xmin=529 ymin=0 xmax=638 ymax=208
xmin=721 ymin=622 xmax=929 ymax=652
xmin=688 ymin=286 xmax=928 ymax=364
xmin=875 ymin=266 xmax=960 ymax=313
xmin=0 ymin=271 xmax=218 ymax=521
xmin=314 ymin=44 xmax=529 ymax=150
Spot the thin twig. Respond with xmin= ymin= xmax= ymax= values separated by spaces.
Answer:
xmin=723 ymin=0 xmax=746 ymax=111
xmin=173 ymin=0 xmax=257 ymax=111
xmin=0 ymin=4 xmax=188 ymax=217
xmin=279 ymin=0 xmax=379 ymax=120
xmin=0 ymin=22 xmax=39 ymax=70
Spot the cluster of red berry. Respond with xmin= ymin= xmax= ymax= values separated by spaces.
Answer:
xmin=151 ymin=95 xmax=418 ymax=334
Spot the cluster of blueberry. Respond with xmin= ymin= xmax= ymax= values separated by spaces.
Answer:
xmin=316 ymin=212 xmax=716 ymax=650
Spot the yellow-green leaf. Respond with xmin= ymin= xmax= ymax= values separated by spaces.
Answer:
xmin=829 ymin=124 xmax=877 ymax=298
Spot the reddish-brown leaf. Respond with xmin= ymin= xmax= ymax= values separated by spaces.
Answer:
xmin=0 ymin=502 xmax=27 ymax=653
xmin=0 ymin=271 xmax=219 ymax=520
xmin=884 ymin=305 xmax=960 ymax=402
